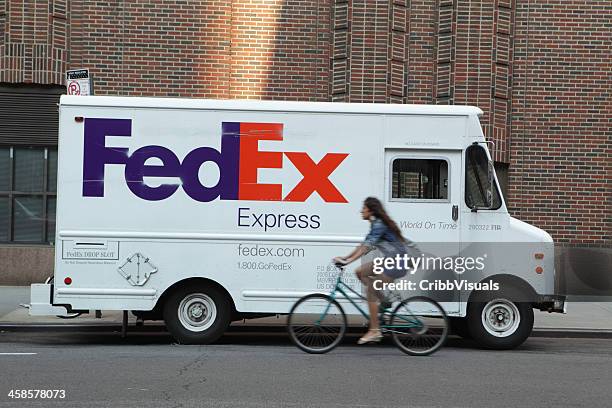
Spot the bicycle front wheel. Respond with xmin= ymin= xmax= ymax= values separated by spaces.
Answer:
xmin=389 ymin=296 xmax=449 ymax=356
xmin=288 ymin=294 xmax=347 ymax=354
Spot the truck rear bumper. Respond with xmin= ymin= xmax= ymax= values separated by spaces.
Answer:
xmin=29 ymin=284 xmax=72 ymax=316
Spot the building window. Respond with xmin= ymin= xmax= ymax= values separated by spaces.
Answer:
xmin=391 ymin=158 xmax=449 ymax=200
xmin=0 ymin=146 xmax=57 ymax=244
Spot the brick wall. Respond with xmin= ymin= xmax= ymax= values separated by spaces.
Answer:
xmin=0 ymin=0 xmax=67 ymax=83
xmin=230 ymin=0 xmax=329 ymax=100
xmin=509 ymin=0 xmax=611 ymax=246
xmin=1 ymin=0 xmax=329 ymax=99
xmin=73 ymin=0 xmax=232 ymax=97
xmin=0 ymin=0 xmax=609 ymax=248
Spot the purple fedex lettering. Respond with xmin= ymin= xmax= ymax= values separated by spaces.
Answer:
xmin=124 ymin=145 xmax=181 ymax=200
xmin=83 ymin=118 xmax=131 ymax=197
xmin=82 ymin=118 xmax=241 ymax=201
xmin=181 ymin=122 xmax=240 ymax=201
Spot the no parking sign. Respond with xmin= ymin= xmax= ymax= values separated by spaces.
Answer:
xmin=66 ymin=69 xmax=93 ymax=96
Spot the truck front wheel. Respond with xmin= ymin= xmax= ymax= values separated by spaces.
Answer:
xmin=467 ymin=297 xmax=533 ymax=349
xmin=163 ymin=284 xmax=231 ymax=344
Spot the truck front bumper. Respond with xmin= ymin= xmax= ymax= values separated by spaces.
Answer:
xmin=536 ymin=295 xmax=567 ymax=313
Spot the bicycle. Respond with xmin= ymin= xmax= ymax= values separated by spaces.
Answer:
xmin=287 ymin=263 xmax=449 ymax=355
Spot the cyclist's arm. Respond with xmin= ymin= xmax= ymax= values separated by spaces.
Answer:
xmin=340 ymin=245 xmax=369 ymax=264
xmin=336 ymin=220 xmax=384 ymax=264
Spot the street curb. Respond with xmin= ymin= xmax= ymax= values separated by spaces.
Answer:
xmin=1 ymin=323 xmax=612 ymax=339
xmin=530 ymin=328 xmax=612 ymax=339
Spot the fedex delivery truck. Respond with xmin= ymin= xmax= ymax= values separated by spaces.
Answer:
xmin=29 ymin=96 xmax=565 ymax=349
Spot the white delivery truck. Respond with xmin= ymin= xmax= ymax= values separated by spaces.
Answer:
xmin=30 ymin=96 xmax=565 ymax=349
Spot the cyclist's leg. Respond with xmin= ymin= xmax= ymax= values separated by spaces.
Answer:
xmin=356 ymin=262 xmax=391 ymax=302
xmin=355 ymin=261 xmax=372 ymax=284
xmin=355 ymin=262 xmax=392 ymax=333
xmin=355 ymin=262 xmax=380 ymax=301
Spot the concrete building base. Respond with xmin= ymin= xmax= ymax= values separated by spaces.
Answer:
xmin=0 ymin=245 xmax=54 ymax=285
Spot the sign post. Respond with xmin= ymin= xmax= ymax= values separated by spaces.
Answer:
xmin=66 ymin=69 xmax=93 ymax=96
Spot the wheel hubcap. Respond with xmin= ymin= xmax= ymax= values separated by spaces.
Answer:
xmin=178 ymin=293 xmax=217 ymax=332
xmin=481 ymin=299 xmax=520 ymax=338
xmin=189 ymin=304 xmax=205 ymax=319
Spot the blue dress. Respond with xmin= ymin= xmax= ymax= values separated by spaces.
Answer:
xmin=363 ymin=218 xmax=417 ymax=278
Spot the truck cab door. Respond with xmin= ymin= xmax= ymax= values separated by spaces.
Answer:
xmin=383 ymin=149 xmax=462 ymax=315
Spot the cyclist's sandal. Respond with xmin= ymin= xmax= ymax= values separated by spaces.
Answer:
xmin=357 ymin=329 xmax=383 ymax=344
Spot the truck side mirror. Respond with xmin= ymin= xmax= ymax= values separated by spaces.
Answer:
xmin=485 ymin=160 xmax=495 ymax=208
xmin=467 ymin=143 xmax=499 ymax=211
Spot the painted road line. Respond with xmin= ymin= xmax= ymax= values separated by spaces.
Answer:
xmin=0 ymin=352 xmax=37 ymax=355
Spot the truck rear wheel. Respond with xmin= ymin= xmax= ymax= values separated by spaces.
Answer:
xmin=467 ymin=297 xmax=533 ymax=350
xmin=163 ymin=284 xmax=231 ymax=344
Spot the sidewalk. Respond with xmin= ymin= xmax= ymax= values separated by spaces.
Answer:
xmin=1 ymin=286 xmax=611 ymax=337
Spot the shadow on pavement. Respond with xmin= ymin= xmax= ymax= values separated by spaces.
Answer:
xmin=0 ymin=327 xmax=480 ymax=349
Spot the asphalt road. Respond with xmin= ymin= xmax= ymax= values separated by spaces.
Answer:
xmin=0 ymin=331 xmax=610 ymax=408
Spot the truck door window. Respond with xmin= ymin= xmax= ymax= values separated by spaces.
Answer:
xmin=465 ymin=145 xmax=502 ymax=209
xmin=391 ymin=159 xmax=448 ymax=200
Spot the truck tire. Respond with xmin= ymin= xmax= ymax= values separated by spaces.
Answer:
xmin=163 ymin=284 xmax=232 ymax=345
xmin=467 ymin=296 xmax=533 ymax=350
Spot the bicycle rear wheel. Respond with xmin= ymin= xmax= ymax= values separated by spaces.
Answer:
xmin=389 ymin=296 xmax=448 ymax=356
xmin=288 ymin=294 xmax=347 ymax=354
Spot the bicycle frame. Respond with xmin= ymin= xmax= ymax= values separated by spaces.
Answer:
xmin=316 ymin=267 xmax=423 ymax=331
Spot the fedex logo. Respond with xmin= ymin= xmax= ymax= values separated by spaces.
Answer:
xmin=82 ymin=118 xmax=349 ymax=203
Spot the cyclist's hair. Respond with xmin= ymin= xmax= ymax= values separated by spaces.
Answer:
xmin=363 ymin=196 xmax=406 ymax=242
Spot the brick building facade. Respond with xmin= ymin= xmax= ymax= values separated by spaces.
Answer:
xmin=0 ymin=0 xmax=610 ymax=286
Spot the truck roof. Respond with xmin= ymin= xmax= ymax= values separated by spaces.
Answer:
xmin=60 ymin=95 xmax=483 ymax=117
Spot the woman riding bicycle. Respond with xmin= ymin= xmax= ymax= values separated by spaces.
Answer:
xmin=334 ymin=196 xmax=417 ymax=344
